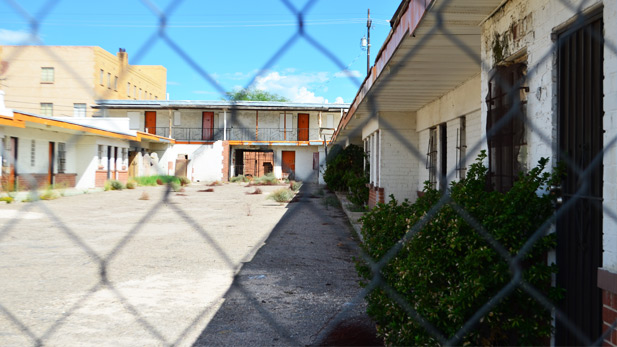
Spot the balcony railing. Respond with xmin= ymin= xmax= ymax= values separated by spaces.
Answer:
xmin=144 ymin=127 xmax=323 ymax=142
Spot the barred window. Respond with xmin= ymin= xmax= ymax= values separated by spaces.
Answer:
xmin=486 ymin=63 xmax=528 ymax=192
xmin=426 ymin=127 xmax=437 ymax=189
xmin=456 ymin=116 xmax=467 ymax=179
xmin=30 ymin=140 xmax=35 ymax=167
xmin=57 ymin=142 xmax=66 ymax=174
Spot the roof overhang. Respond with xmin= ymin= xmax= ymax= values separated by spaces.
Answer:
xmin=95 ymin=100 xmax=350 ymax=113
xmin=334 ymin=0 xmax=504 ymax=144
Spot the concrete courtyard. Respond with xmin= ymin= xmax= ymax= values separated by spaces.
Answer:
xmin=0 ymin=182 xmax=367 ymax=346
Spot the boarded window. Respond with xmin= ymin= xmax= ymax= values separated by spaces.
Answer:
xmin=486 ymin=63 xmax=527 ymax=192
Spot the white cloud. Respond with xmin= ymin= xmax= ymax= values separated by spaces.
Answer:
xmin=334 ymin=97 xmax=345 ymax=104
xmin=334 ymin=70 xmax=362 ymax=78
xmin=0 ymin=29 xmax=37 ymax=44
xmin=252 ymin=70 xmax=332 ymax=103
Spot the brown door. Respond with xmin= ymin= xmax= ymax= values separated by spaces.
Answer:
xmin=202 ymin=112 xmax=214 ymax=140
xmin=281 ymin=151 xmax=295 ymax=178
xmin=128 ymin=151 xmax=138 ymax=177
xmin=48 ymin=142 xmax=55 ymax=185
xmin=175 ymin=155 xmax=189 ymax=177
xmin=145 ymin=111 xmax=156 ymax=134
xmin=298 ymin=113 xmax=309 ymax=141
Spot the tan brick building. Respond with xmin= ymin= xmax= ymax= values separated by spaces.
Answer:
xmin=0 ymin=46 xmax=166 ymax=118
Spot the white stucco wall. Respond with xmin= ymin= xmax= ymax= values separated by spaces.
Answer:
xmin=415 ymin=75 xmax=483 ymax=189
xmin=162 ymin=143 xmax=224 ymax=182
xmin=272 ymin=145 xmax=323 ymax=183
xmin=481 ymin=0 xmax=617 ymax=269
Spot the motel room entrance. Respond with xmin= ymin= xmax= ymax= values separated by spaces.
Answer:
xmin=234 ymin=149 xmax=274 ymax=178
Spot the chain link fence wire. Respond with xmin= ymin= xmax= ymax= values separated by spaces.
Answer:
xmin=1 ymin=0 xmax=617 ymax=345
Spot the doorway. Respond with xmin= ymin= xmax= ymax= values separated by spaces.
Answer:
xmin=48 ymin=142 xmax=55 ymax=185
xmin=145 ymin=111 xmax=156 ymax=135
xmin=202 ymin=112 xmax=214 ymax=141
xmin=282 ymin=151 xmax=295 ymax=179
xmin=298 ymin=113 xmax=309 ymax=141
xmin=556 ymin=13 xmax=604 ymax=345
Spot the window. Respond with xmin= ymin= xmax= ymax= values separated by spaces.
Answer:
xmin=439 ymin=123 xmax=447 ymax=189
xmin=114 ymin=76 xmax=118 ymax=90
xmin=134 ymin=85 xmax=137 ymax=99
xmin=144 ymin=90 xmax=148 ymax=99
xmin=98 ymin=145 xmax=104 ymax=165
xmin=57 ymin=143 xmax=66 ymax=174
xmin=40 ymin=103 xmax=53 ymax=117
xmin=456 ymin=116 xmax=467 ymax=179
xmin=486 ymin=63 xmax=528 ymax=192
xmin=139 ymin=88 xmax=142 ymax=99
xmin=279 ymin=113 xmax=292 ymax=130
xmin=107 ymin=73 xmax=111 ymax=88
xmin=99 ymin=69 xmax=104 ymax=85
xmin=127 ymin=82 xmax=131 ymax=97
xmin=122 ymin=148 xmax=127 ymax=163
xmin=30 ymin=140 xmax=35 ymax=166
xmin=426 ymin=127 xmax=437 ymax=189
xmin=41 ymin=67 xmax=54 ymax=83
xmin=73 ymin=103 xmax=86 ymax=117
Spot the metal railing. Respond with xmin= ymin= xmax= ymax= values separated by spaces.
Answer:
xmin=145 ymin=127 xmax=322 ymax=142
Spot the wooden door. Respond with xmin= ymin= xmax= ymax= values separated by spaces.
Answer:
xmin=48 ymin=142 xmax=55 ymax=185
xmin=145 ymin=111 xmax=156 ymax=134
xmin=202 ymin=112 xmax=214 ymax=141
xmin=556 ymin=15 xmax=604 ymax=345
xmin=298 ymin=113 xmax=309 ymax=141
xmin=175 ymin=155 xmax=188 ymax=177
xmin=281 ymin=151 xmax=295 ymax=178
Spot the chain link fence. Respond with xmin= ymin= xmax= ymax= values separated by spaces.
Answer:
xmin=1 ymin=0 xmax=617 ymax=345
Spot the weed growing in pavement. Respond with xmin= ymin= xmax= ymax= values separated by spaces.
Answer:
xmin=322 ymin=195 xmax=340 ymax=209
xmin=230 ymin=175 xmax=250 ymax=183
xmin=289 ymin=180 xmax=302 ymax=191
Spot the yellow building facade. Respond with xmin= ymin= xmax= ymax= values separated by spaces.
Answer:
xmin=0 ymin=46 xmax=166 ymax=118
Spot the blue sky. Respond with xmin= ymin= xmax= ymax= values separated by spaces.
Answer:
xmin=0 ymin=0 xmax=402 ymax=103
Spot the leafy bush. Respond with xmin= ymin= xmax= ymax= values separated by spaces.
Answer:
xmin=323 ymin=144 xmax=368 ymax=206
xmin=357 ymin=151 xmax=561 ymax=346
xmin=267 ymin=188 xmax=295 ymax=202
xmin=0 ymin=196 xmax=14 ymax=204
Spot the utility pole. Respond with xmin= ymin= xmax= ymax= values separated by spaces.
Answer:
xmin=367 ymin=9 xmax=372 ymax=75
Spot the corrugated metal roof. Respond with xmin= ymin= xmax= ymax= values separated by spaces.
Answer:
xmin=95 ymin=100 xmax=350 ymax=112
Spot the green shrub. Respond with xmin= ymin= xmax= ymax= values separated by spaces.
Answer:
xmin=40 ymin=188 xmax=59 ymax=200
xmin=267 ymin=188 xmax=294 ymax=202
xmin=104 ymin=180 xmax=124 ymax=191
xmin=0 ymin=196 xmax=14 ymax=204
xmin=253 ymin=173 xmax=279 ymax=185
xmin=178 ymin=176 xmax=191 ymax=185
xmin=133 ymin=175 xmax=181 ymax=186
xmin=126 ymin=179 xmax=137 ymax=189
xmin=357 ymin=151 xmax=562 ymax=346
xmin=230 ymin=175 xmax=250 ymax=183
xmin=290 ymin=180 xmax=302 ymax=192
xmin=323 ymin=144 xmax=368 ymax=206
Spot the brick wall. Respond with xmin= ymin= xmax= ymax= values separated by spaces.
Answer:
xmin=17 ymin=174 xmax=48 ymax=190
xmin=54 ymin=173 xmax=76 ymax=187
xmin=367 ymin=183 xmax=385 ymax=209
xmin=95 ymin=170 xmax=107 ymax=187
xmin=599 ymin=269 xmax=617 ymax=346
xmin=117 ymin=171 xmax=128 ymax=184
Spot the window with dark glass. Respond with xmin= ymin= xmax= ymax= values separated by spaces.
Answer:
xmin=426 ymin=127 xmax=437 ymax=189
xmin=486 ymin=63 xmax=527 ymax=192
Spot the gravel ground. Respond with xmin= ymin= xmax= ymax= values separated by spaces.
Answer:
xmin=0 ymin=182 xmax=379 ymax=346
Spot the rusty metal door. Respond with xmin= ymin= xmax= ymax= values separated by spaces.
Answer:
xmin=556 ymin=14 xmax=603 ymax=345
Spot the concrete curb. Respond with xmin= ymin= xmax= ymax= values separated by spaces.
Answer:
xmin=334 ymin=192 xmax=366 ymax=243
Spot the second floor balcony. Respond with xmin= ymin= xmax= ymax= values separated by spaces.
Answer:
xmin=146 ymin=127 xmax=324 ymax=143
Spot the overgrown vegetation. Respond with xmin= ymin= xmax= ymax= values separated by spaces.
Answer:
xmin=251 ymin=173 xmax=279 ymax=185
xmin=289 ymin=180 xmax=302 ymax=192
xmin=267 ymin=187 xmax=295 ymax=202
xmin=323 ymin=144 xmax=368 ymax=207
xmin=133 ymin=175 xmax=185 ymax=186
xmin=104 ymin=180 xmax=125 ymax=191
xmin=230 ymin=175 xmax=250 ymax=183
xmin=356 ymin=152 xmax=562 ymax=346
